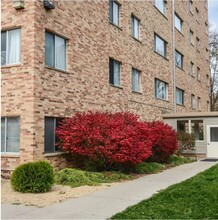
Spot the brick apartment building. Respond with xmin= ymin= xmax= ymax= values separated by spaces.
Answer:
xmin=1 ymin=0 xmax=210 ymax=172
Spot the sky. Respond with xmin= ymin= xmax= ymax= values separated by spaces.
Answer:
xmin=208 ymin=0 xmax=218 ymax=31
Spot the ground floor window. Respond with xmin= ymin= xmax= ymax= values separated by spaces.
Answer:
xmin=44 ymin=117 xmax=63 ymax=153
xmin=1 ymin=117 xmax=20 ymax=153
xmin=177 ymin=119 xmax=204 ymax=141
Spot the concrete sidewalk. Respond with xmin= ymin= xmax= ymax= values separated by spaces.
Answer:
xmin=2 ymin=160 xmax=218 ymax=219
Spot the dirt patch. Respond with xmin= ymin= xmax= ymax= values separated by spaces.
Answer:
xmin=1 ymin=179 xmax=119 ymax=207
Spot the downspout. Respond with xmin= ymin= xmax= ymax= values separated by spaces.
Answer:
xmin=172 ymin=0 xmax=176 ymax=113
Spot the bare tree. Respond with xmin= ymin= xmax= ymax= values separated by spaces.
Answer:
xmin=209 ymin=29 xmax=218 ymax=111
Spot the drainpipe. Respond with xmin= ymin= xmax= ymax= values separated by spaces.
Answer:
xmin=172 ymin=0 xmax=176 ymax=113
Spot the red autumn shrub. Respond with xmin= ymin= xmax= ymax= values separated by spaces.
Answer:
xmin=56 ymin=111 xmax=153 ymax=171
xmin=147 ymin=121 xmax=179 ymax=163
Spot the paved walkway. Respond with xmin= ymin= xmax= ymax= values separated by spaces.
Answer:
xmin=2 ymin=160 xmax=218 ymax=219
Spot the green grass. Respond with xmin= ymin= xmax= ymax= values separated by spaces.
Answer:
xmin=111 ymin=164 xmax=218 ymax=219
xmin=55 ymin=168 xmax=132 ymax=187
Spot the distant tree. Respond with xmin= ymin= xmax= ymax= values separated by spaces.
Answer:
xmin=209 ymin=29 xmax=218 ymax=111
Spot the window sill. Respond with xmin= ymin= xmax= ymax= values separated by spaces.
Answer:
xmin=45 ymin=66 xmax=69 ymax=74
xmin=131 ymin=36 xmax=142 ymax=44
xmin=153 ymin=6 xmax=168 ymax=20
xmin=155 ymin=97 xmax=169 ymax=102
xmin=1 ymin=153 xmax=20 ymax=157
xmin=190 ymin=42 xmax=195 ymax=47
xmin=189 ymin=11 xmax=194 ymax=16
xmin=154 ymin=51 xmax=168 ymax=61
xmin=109 ymin=84 xmax=123 ymax=89
xmin=176 ymin=103 xmax=185 ymax=107
xmin=175 ymin=28 xmax=184 ymax=37
xmin=109 ymin=21 xmax=122 ymax=31
xmin=44 ymin=152 xmax=66 ymax=157
xmin=176 ymin=66 xmax=184 ymax=71
xmin=132 ymin=91 xmax=142 ymax=95
xmin=1 ymin=63 xmax=21 ymax=69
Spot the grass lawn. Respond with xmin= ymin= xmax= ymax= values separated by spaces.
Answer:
xmin=112 ymin=164 xmax=218 ymax=219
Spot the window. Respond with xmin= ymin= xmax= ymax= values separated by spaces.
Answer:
xmin=205 ymin=22 xmax=208 ymax=35
xmin=155 ymin=0 xmax=166 ymax=15
xmin=109 ymin=0 xmax=120 ymax=26
xmin=195 ymin=8 xmax=199 ymax=20
xmin=175 ymin=50 xmax=183 ymax=69
xmin=197 ymin=67 xmax=200 ymax=81
xmin=44 ymin=117 xmax=63 ymax=153
xmin=190 ymin=62 xmax=194 ymax=76
xmin=196 ymin=37 xmax=200 ymax=51
xmin=176 ymin=88 xmax=184 ymax=105
xmin=132 ymin=68 xmax=140 ymax=92
xmin=109 ymin=58 xmax=121 ymax=86
xmin=45 ymin=32 xmax=66 ymax=70
xmin=131 ymin=15 xmax=140 ymax=40
xmin=174 ymin=14 xmax=182 ymax=32
xmin=154 ymin=34 xmax=167 ymax=57
xmin=191 ymin=120 xmax=204 ymax=140
xmin=155 ymin=79 xmax=168 ymax=100
xmin=189 ymin=30 xmax=194 ymax=44
xmin=207 ymin=101 xmax=210 ymax=111
xmin=1 ymin=117 xmax=20 ymax=153
xmin=205 ymin=0 xmax=208 ymax=8
xmin=189 ymin=0 xmax=193 ymax=12
xmin=177 ymin=120 xmax=204 ymax=141
xmin=206 ymin=74 xmax=210 ymax=87
xmin=1 ymin=29 xmax=21 ymax=66
xmin=191 ymin=94 xmax=195 ymax=109
xmin=197 ymin=97 xmax=201 ymax=111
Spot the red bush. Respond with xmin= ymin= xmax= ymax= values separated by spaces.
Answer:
xmin=56 ymin=111 xmax=153 ymax=171
xmin=147 ymin=121 xmax=178 ymax=163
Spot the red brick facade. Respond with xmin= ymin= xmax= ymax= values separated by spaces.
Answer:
xmin=1 ymin=0 xmax=210 ymax=171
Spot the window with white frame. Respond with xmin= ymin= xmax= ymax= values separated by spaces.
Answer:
xmin=131 ymin=15 xmax=140 ymax=40
xmin=190 ymin=62 xmax=194 ymax=76
xmin=176 ymin=88 xmax=184 ymax=105
xmin=177 ymin=120 xmax=204 ymax=141
xmin=197 ymin=97 xmax=201 ymax=111
xmin=132 ymin=68 xmax=140 ymax=92
xmin=189 ymin=30 xmax=194 ymax=44
xmin=175 ymin=50 xmax=183 ymax=69
xmin=155 ymin=0 xmax=166 ymax=15
xmin=109 ymin=58 xmax=121 ymax=86
xmin=191 ymin=94 xmax=195 ymax=109
xmin=109 ymin=0 xmax=120 ymax=26
xmin=45 ymin=32 xmax=66 ymax=70
xmin=155 ymin=34 xmax=167 ymax=57
xmin=174 ymin=14 xmax=182 ymax=32
xmin=1 ymin=29 xmax=21 ymax=66
xmin=44 ymin=117 xmax=63 ymax=153
xmin=197 ymin=67 xmax=200 ymax=81
xmin=1 ymin=117 xmax=20 ymax=153
xmin=155 ymin=79 xmax=168 ymax=100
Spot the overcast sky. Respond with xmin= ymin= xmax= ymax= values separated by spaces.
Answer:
xmin=208 ymin=0 xmax=218 ymax=31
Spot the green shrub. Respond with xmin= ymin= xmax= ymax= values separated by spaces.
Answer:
xmin=134 ymin=162 xmax=164 ymax=174
xmin=55 ymin=168 xmax=132 ymax=187
xmin=177 ymin=132 xmax=195 ymax=154
xmin=11 ymin=161 xmax=54 ymax=193
xmin=169 ymin=155 xmax=192 ymax=166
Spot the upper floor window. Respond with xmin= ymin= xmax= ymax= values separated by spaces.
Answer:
xmin=195 ymin=7 xmax=199 ymax=20
xmin=176 ymin=88 xmax=184 ymax=105
xmin=189 ymin=30 xmax=194 ymax=44
xmin=109 ymin=58 xmax=121 ymax=86
xmin=197 ymin=97 xmax=201 ymax=111
xmin=175 ymin=14 xmax=182 ymax=32
xmin=131 ymin=15 xmax=140 ymax=40
xmin=175 ymin=50 xmax=183 ymax=69
xmin=154 ymin=34 xmax=167 ymax=57
xmin=1 ymin=117 xmax=20 ymax=153
xmin=45 ymin=32 xmax=66 ymax=71
xmin=205 ymin=22 xmax=208 ymax=35
xmin=132 ymin=68 xmax=140 ymax=92
xmin=191 ymin=94 xmax=195 ymax=109
xmin=207 ymin=101 xmax=210 ymax=111
xmin=189 ymin=0 xmax=193 ymax=13
xmin=1 ymin=29 xmax=21 ymax=66
xmin=44 ymin=117 xmax=63 ymax=153
xmin=155 ymin=79 xmax=168 ymax=100
xmin=190 ymin=62 xmax=194 ymax=76
xmin=196 ymin=37 xmax=200 ymax=51
xmin=155 ymin=0 xmax=166 ymax=15
xmin=197 ymin=67 xmax=200 ymax=81
xmin=109 ymin=0 xmax=120 ymax=26
xmin=206 ymin=74 xmax=210 ymax=87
